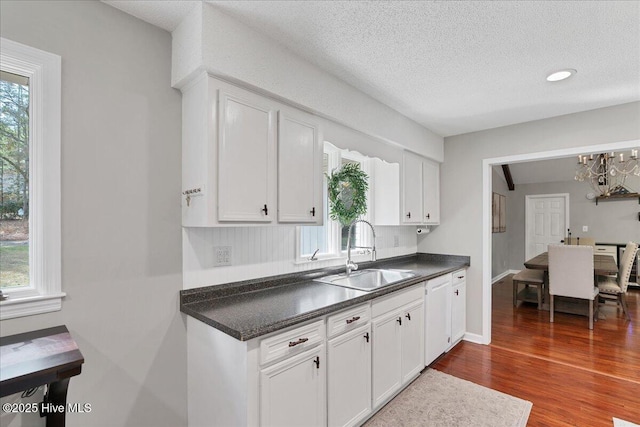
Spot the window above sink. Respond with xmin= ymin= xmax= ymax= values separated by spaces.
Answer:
xmin=297 ymin=142 xmax=400 ymax=263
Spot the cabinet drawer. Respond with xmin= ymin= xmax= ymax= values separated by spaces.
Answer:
xmin=326 ymin=303 xmax=371 ymax=339
xmin=427 ymin=273 xmax=451 ymax=293
xmin=260 ymin=319 xmax=325 ymax=366
xmin=452 ymin=269 xmax=466 ymax=286
xmin=372 ymin=284 xmax=424 ymax=318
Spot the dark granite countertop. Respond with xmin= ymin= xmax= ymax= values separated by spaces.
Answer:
xmin=180 ymin=253 xmax=470 ymax=341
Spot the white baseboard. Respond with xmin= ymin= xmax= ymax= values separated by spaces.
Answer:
xmin=492 ymin=269 xmax=520 ymax=284
xmin=463 ymin=332 xmax=487 ymax=345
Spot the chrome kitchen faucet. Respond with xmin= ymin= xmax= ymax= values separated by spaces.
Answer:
xmin=346 ymin=219 xmax=376 ymax=275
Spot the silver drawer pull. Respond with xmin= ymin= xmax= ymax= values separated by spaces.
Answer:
xmin=288 ymin=338 xmax=309 ymax=347
xmin=346 ymin=316 xmax=361 ymax=324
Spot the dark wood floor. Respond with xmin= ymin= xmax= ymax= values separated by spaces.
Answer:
xmin=433 ymin=275 xmax=640 ymax=426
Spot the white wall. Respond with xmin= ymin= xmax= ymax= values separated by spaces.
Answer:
xmin=418 ymin=102 xmax=640 ymax=338
xmin=0 ymin=2 xmax=185 ymax=426
xmin=506 ymin=176 xmax=640 ymax=270
xmin=171 ymin=2 xmax=444 ymax=162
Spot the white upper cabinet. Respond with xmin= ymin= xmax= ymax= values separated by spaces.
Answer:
xmin=402 ymin=152 xmax=423 ymax=224
xmin=402 ymin=151 xmax=441 ymax=226
xmin=218 ymin=89 xmax=277 ymax=222
xmin=422 ymin=158 xmax=440 ymax=225
xmin=180 ymin=74 xmax=323 ymax=227
xmin=277 ymin=109 xmax=322 ymax=224
xmin=371 ymin=158 xmax=400 ymax=226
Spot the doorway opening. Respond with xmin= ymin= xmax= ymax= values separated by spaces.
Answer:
xmin=481 ymin=138 xmax=639 ymax=344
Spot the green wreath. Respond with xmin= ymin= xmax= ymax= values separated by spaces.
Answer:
xmin=327 ymin=162 xmax=369 ymax=225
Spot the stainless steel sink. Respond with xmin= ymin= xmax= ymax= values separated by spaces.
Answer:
xmin=314 ymin=269 xmax=416 ymax=292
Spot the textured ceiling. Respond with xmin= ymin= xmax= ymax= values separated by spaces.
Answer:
xmin=104 ymin=1 xmax=640 ymax=137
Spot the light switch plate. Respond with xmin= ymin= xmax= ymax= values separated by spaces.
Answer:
xmin=213 ymin=246 xmax=232 ymax=266
xmin=582 ymin=226 xmax=588 ymax=232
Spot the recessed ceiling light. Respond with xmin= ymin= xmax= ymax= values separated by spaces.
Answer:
xmin=546 ymin=69 xmax=577 ymax=82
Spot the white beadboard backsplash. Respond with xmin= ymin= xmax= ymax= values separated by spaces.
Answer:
xmin=183 ymin=226 xmax=418 ymax=289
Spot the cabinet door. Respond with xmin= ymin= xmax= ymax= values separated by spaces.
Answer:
xmin=422 ymin=159 xmax=440 ymax=224
xmin=401 ymin=301 xmax=425 ymax=383
xmin=278 ymin=110 xmax=322 ymax=224
xmin=451 ymin=280 xmax=466 ymax=346
xmin=425 ymin=276 xmax=452 ymax=365
xmin=327 ymin=324 xmax=372 ymax=427
xmin=372 ymin=158 xmax=400 ymax=226
xmin=260 ymin=345 xmax=326 ymax=427
xmin=372 ymin=311 xmax=402 ymax=408
xmin=402 ymin=152 xmax=423 ymax=224
xmin=218 ymin=90 xmax=276 ymax=222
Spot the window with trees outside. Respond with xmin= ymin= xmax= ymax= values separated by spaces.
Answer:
xmin=0 ymin=38 xmax=61 ymax=320
xmin=297 ymin=142 xmax=371 ymax=262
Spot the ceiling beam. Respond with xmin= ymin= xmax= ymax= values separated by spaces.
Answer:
xmin=502 ymin=165 xmax=515 ymax=191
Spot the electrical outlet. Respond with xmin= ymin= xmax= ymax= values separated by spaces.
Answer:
xmin=582 ymin=226 xmax=588 ymax=232
xmin=213 ymin=246 xmax=232 ymax=267
xmin=393 ymin=235 xmax=400 ymax=247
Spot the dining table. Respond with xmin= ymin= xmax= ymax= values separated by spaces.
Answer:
xmin=522 ymin=251 xmax=618 ymax=315
xmin=524 ymin=252 xmax=619 ymax=275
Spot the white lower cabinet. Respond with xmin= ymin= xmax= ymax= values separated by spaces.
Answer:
xmin=425 ymin=274 xmax=452 ymax=366
xmin=186 ymin=278 xmax=464 ymax=427
xmin=450 ymin=269 xmax=467 ymax=348
xmin=371 ymin=284 xmax=425 ymax=409
xmin=401 ymin=301 xmax=425 ymax=383
xmin=372 ymin=310 xmax=403 ymax=408
xmin=327 ymin=324 xmax=372 ymax=427
xmin=260 ymin=344 xmax=326 ymax=427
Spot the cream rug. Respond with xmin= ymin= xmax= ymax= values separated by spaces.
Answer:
xmin=364 ymin=369 xmax=532 ymax=427
xmin=613 ymin=418 xmax=640 ymax=427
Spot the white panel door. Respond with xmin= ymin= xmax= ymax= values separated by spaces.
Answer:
xmin=372 ymin=310 xmax=402 ymax=408
xmin=525 ymin=195 xmax=568 ymax=260
xmin=402 ymin=152 xmax=423 ymax=224
xmin=400 ymin=301 xmax=425 ymax=384
xmin=425 ymin=276 xmax=452 ymax=366
xmin=422 ymin=158 xmax=440 ymax=224
xmin=260 ymin=345 xmax=326 ymax=427
xmin=327 ymin=324 xmax=372 ymax=427
xmin=218 ymin=90 xmax=276 ymax=222
xmin=278 ymin=110 xmax=322 ymax=223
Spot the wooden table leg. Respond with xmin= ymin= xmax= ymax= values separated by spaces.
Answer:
xmin=44 ymin=378 xmax=69 ymax=427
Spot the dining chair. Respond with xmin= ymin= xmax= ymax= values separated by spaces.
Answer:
xmin=597 ymin=242 xmax=639 ymax=321
xmin=548 ymin=244 xmax=599 ymax=329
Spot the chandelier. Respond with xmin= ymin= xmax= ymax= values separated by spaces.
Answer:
xmin=574 ymin=150 xmax=639 ymax=197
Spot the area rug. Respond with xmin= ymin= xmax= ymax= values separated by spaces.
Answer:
xmin=613 ymin=418 xmax=640 ymax=427
xmin=364 ymin=369 xmax=532 ymax=427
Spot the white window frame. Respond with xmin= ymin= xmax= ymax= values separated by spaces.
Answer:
xmin=0 ymin=38 xmax=62 ymax=320
xmin=295 ymin=142 xmax=372 ymax=263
